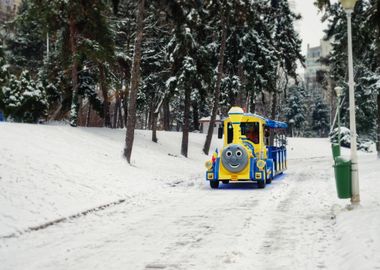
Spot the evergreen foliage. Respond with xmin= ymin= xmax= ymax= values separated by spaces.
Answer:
xmin=312 ymin=96 xmax=330 ymax=137
xmin=321 ymin=0 xmax=380 ymax=139
xmin=2 ymin=0 xmax=306 ymax=159
xmin=284 ymin=85 xmax=307 ymax=136
xmin=2 ymin=71 xmax=47 ymax=122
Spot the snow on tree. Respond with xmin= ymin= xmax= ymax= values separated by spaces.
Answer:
xmin=312 ymin=95 xmax=330 ymax=137
xmin=322 ymin=1 xmax=379 ymax=142
xmin=0 ymin=45 xmax=10 ymax=112
xmin=284 ymin=84 xmax=307 ymax=137
xmin=2 ymin=70 xmax=47 ymax=123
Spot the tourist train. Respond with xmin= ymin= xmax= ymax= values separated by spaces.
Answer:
xmin=205 ymin=107 xmax=288 ymax=189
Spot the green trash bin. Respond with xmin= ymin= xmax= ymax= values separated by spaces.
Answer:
xmin=333 ymin=156 xmax=352 ymax=199
xmin=331 ymin=143 xmax=341 ymax=160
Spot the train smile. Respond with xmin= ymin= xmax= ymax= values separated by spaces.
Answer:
xmin=230 ymin=164 xmax=239 ymax=168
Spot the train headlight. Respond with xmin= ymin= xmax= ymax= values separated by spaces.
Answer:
xmin=257 ymin=159 xmax=266 ymax=170
xmin=205 ymin=161 xmax=213 ymax=170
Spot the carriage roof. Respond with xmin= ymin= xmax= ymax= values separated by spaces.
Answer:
xmin=226 ymin=112 xmax=288 ymax=129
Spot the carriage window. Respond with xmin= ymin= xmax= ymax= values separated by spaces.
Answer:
xmin=241 ymin=122 xmax=260 ymax=144
xmin=227 ymin=123 xmax=233 ymax=144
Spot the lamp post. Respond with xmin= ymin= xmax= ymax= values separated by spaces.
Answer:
xmin=289 ymin=119 xmax=295 ymax=138
xmin=335 ymin=86 xmax=343 ymax=146
xmin=340 ymin=0 xmax=360 ymax=205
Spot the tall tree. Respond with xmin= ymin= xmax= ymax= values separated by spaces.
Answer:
xmin=316 ymin=0 xmax=380 ymax=155
xmin=284 ymin=85 xmax=307 ymax=137
xmin=162 ymin=0 xmax=203 ymax=157
xmin=203 ymin=0 xmax=228 ymax=155
xmin=124 ymin=0 xmax=145 ymax=163
xmin=270 ymin=0 xmax=304 ymax=120
xmin=312 ymin=96 xmax=330 ymax=137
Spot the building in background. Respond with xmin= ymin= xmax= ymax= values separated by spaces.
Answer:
xmin=199 ymin=116 xmax=223 ymax=134
xmin=0 ymin=0 xmax=20 ymax=22
xmin=304 ymin=39 xmax=332 ymax=100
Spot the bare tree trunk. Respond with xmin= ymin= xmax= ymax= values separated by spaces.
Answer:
xmin=98 ymin=64 xmax=111 ymax=127
xmin=152 ymin=97 xmax=164 ymax=143
xmin=237 ymin=61 xmax=244 ymax=108
xmin=250 ymin=93 xmax=256 ymax=113
xmin=376 ymin=0 xmax=380 ymax=158
xmin=203 ymin=12 xmax=227 ymax=155
xmin=69 ymin=17 xmax=80 ymax=127
xmin=271 ymin=89 xmax=278 ymax=120
xmin=86 ymin=102 xmax=91 ymax=127
xmin=163 ymin=97 xmax=170 ymax=131
xmin=118 ymin=94 xmax=124 ymax=128
xmin=152 ymin=112 xmax=159 ymax=142
xmin=181 ymin=87 xmax=191 ymax=157
xmin=123 ymin=83 xmax=129 ymax=127
xmin=192 ymin=101 xmax=199 ymax=131
xmin=148 ymin=101 xmax=154 ymax=130
xmin=144 ymin=108 xmax=149 ymax=129
xmin=123 ymin=0 xmax=145 ymax=163
xmin=113 ymin=91 xmax=121 ymax=128
xmin=377 ymin=93 xmax=380 ymax=158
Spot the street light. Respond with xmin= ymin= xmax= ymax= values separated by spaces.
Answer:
xmin=340 ymin=0 xmax=357 ymax=10
xmin=339 ymin=0 xmax=360 ymax=205
xmin=335 ymin=86 xmax=343 ymax=146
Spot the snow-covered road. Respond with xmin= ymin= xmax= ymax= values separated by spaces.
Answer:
xmin=1 ymin=162 xmax=335 ymax=269
xmin=1 ymin=124 xmax=379 ymax=270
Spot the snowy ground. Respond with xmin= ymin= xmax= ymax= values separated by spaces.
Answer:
xmin=0 ymin=123 xmax=379 ymax=270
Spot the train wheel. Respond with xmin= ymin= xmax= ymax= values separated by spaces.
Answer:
xmin=258 ymin=180 xmax=266 ymax=188
xmin=210 ymin=181 xmax=219 ymax=189
xmin=266 ymin=176 xmax=272 ymax=184
xmin=222 ymin=180 xmax=229 ymax=184
xmin=258 ymin=171 xmax=266 ymax=189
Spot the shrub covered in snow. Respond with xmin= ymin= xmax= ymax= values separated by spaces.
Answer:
xmin=330 ymin=127 xmax=374 ymax=152
xmin=1 ymin=70 xmax=47 ymax=123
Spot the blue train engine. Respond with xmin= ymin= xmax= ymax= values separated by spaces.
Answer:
xmin=205 ymin=107 xmax=288 ymax=189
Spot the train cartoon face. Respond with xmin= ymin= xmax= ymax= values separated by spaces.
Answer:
xmin=221 ymin=144 xmax=248 ymax=173
xmin=205 ymin=107 xmax=288 ymax=189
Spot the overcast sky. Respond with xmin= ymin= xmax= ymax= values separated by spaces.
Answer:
xmin=293 ymin=0 xmax=338 ymax=73
xmin=294 ymin=0 xmax=328 ymax=54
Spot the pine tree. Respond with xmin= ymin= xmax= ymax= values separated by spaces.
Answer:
xmin=2 ymin=70 xmax=47 ymax=122
xmin=0 ymin=45 xmax=9 ymax=112
xmin=316 ymin=0 xmax=380 ymax=155
xmin=139 ymin=4 xmax=171 ymax=142
xmin=203 ymin=0 xmax=228 ymax=155
xmin=284 ymin=85 xmax=307 ymax=137
xmin=4 ymin=0 xmax=46 ymax=74
xmin=270 ymin=0 xmax=304 ymax=120
xmin=161 ymin=0 xmax=203 ymax=157
xmin=312 ymin=96 xmax=330 ymax=137
xmin=32 ymin=0 xmax=115 ymax=126
xmin=319 ymin=1 xmax=380 ymax=144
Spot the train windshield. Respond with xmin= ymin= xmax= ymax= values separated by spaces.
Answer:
xmin=240 ymin=122 xmax=260 ymax=144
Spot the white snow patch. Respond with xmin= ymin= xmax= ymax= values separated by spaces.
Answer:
xmin=0 ymin=125 xmax=379 ymax=270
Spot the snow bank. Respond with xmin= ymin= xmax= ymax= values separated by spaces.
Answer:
xmin=0 ymin=123 xmax=222 ymax=236
xmin=1 ymin=123 xmax=379 ymax=269
xmin=328 ymin=153 xmax=380 ymax=270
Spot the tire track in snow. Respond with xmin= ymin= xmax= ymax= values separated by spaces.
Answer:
xmin=0 ymin=198 xmax=127 ymax=240
xmin=253 ymin=158 xmax=336 ymax=269
xmin=0 ymin=157 xmax=337 ymax=270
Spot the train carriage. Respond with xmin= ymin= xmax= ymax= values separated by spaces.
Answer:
xmin=205 ymin=107 xmax=288 ymax=189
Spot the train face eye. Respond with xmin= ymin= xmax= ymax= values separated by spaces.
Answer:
xmin=226 ymin=151 xmax=232 ymax=157
xmin=236 ymin=150 xmax=242 ymax=157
